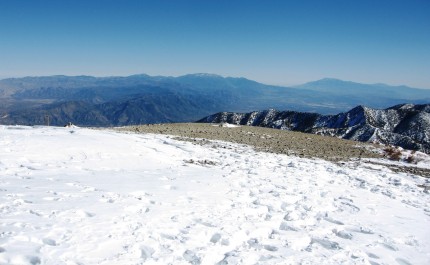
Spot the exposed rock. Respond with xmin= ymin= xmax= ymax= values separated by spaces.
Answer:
xmin=198 ymin=104 xmax=430 ymax=154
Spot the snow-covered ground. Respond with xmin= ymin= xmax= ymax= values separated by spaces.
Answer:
xmin=0 ymin=125 xmax=429 ymax=265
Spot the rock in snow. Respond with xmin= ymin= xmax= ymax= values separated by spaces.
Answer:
xmin=0 ymin=125 xmax=429 ymax=264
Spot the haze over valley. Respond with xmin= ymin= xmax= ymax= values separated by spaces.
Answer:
xmin=1 ymin=74 xmax=429 ymax=126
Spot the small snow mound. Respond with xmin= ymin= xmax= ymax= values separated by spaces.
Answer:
xmin=214 ymin=122 xmax=240 ymax=128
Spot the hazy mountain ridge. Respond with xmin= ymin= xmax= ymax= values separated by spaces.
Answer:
xmin=295 ymin=78 xmax=429 ymax=98
xmin=198 ymin=104 xmax=430 ymax=154
xmin=294 ymin=78 xmax=430 ymax=109
xmin=1 ymin=74 xmax=429 ymax=126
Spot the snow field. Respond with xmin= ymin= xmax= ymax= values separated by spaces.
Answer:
xmin=0 ymin=125 xmax=429 ymax=264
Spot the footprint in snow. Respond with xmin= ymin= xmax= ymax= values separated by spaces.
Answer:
xmin=210 ymin=233 xmax=222 ymax=244
xmin=284 ymin=211 xmax=301 ymax=221
xmin=379 ymin=239 xmax=399 ymax=251
xmin=366 ymin=252 xmax=380 ymax=259
xmin=42 ymin=238 xmax=56 ymax=246
xmin=263 ymin=245 xmax=278 ymax=252
xmin=247 ymin=238 xmax=260 ymax=249
xmin=183 ymin=250 xmax=201 ymax=265
xmin=332 ymin=228 xmax=353 ymax=239
xmin=396 ymin=257 xmax=413 ymax=265
xmin=193 ymin=218 xmax=217 ymax=227
xmin=339 ymin=201 xmax=360 ymax=213
xmin=279 ymin=222 xmax=299 ymax=231
xmin=132 ymin=245 xmax=155 ymax=261
xmin=29 ymin=209 xmax=42 ymax=216
xmin=216 ymin=250 xmax=239 ymax=265
xmin=323 ymin=216 xmax=345 ymax=225
xmin=24 ymin=256 xmax=41 ymax=265
xmin=311 ymin=238 xmax=340 ymax=250
xmin=80 ymin=186 xmax=97 ymax=192
xmin=14 ymin=199 xmax=33 ymax=204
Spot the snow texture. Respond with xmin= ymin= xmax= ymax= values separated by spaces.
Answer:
xmin=0 ymin=125 xmax=429 ymax=264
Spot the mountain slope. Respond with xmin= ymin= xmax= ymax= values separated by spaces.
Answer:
xmin=198 ymin=104 xmax=430 ymax=153
xmin=1 ymin=74 xmax=430 ymax=126
xmin=3 ymin=91 xmax=229 ymax=126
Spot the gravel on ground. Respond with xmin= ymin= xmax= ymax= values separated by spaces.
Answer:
xmin=117 ymin=123 xmax=382 ymax=161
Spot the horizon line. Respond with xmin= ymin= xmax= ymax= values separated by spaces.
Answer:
xmin=0 ymin=73 xmax=428 ymax=90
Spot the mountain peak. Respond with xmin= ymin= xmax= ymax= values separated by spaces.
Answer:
xmin=127 ymin=73 xmax=151 ymax=78
xmin=180 ymin=73 xmax=224 ymax=79
xmin=349 ymin=105 xmax=367 ymax=112
xmin=305 ymin=78 xmax=356 ymax=86
xmin=316 ymin=77 xmax=344 ymax=82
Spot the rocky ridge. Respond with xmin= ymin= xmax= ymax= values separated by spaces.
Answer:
xmin=198 ymin=104 xmax=430 ymax=154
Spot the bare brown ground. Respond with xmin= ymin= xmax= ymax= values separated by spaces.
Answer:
xmin=117 ymin=123 xmax=382 ymax=161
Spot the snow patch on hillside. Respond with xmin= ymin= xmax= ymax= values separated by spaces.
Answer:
xmin=212 ymin=122 xmax=241 ymax=128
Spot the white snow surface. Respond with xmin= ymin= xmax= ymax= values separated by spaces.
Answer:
xmin=212 ymin=123 xmax=241 ymax=128
xmin=0 ymin=125 xmax=429 ymax=265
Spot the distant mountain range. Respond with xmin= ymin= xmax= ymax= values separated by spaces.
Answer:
xmin=0 ymin=74 xmax=429 ymax=126
xmin=198 ymin=104 xmax=430 ymax=154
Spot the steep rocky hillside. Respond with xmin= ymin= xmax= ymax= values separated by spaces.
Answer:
xmin=198 ymin=104 xmax=430 ymax=153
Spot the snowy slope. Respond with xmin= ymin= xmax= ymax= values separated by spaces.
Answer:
xmin=0 ymin=126 xmax=429 ymax=264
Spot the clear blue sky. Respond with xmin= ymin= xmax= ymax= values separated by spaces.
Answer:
xmin=0 ymin=0 xmax=429 ymax=88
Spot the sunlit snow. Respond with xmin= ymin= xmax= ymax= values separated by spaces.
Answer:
xmin=0 ymin=126 xmax=429 ymax=264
